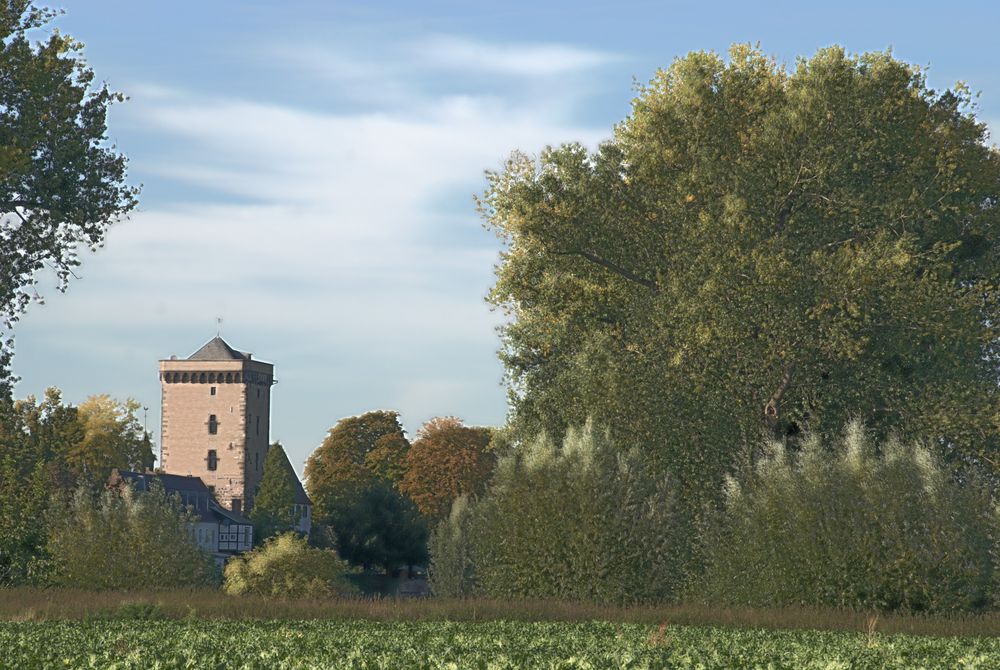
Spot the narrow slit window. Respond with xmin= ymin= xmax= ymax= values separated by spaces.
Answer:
xmin=207 ymin=449 xmax=218 ymax=471
xmin=208 ymin=414 xmax=218 ymax=435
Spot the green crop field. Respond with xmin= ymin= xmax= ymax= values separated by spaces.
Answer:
xmin=1 ymin=619 xmax=998 ymax=669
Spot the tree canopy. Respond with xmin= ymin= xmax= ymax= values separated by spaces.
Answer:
xmin=304 ymin=410 xmax=409 ymax=519
xmin=304 ymin=411 xmax=427 ymax=572
xmin=399 ymin=417 xmax=495 ymax=520
xmin=0 ymin=1 xmax=138 ymax=395
xmin=481 ymin=45 xmax=1000 ymax=495
xmin=250 ymin=442 xmax=301 ymax=542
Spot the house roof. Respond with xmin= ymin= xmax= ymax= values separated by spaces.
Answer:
xmin=112 ymin=470 xmax=210 ymax=494
xmin=292 ymin=473 xmax=311 ymax=506
xmin=187 ymin=336 xmax=251 ymax=361
xmin=109 ymin=470 xmax=253 ymax=526
xmin=209 ymin=500 xmax=253 ymax=526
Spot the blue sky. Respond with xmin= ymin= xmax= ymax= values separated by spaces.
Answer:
xmin=12 ymin=0 xmax=1000 ymax=474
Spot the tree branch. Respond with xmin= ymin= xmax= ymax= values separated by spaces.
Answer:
xmin=551 ymin=248 xmax=660 ymax=293
xmin=764 ymin=363 xmax=794 ymax=432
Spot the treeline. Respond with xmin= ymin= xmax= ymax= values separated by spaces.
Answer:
xmin=303 ymin=412 xmax=497 ymax=576
xmin=0 ymin=390 xmax=154 ymax=584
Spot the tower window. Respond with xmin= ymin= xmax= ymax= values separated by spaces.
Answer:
xmin=256 ymin=415 xmax=260 ymax=435
xmin=207 ymin=449 xmax=218 ymax=471
xmin=210 ymin=386 xmax=217 ymax=396
xmin=199 ymin=373 xmax=207 ymax=383
xmin=182 ymin=373 xmax=189 ymax=383
xmin=208 ymin=414 xmax=218 ymax=435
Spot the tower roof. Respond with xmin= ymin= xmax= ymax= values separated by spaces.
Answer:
xmin=187 ymin=336 xmax=251 ymax=361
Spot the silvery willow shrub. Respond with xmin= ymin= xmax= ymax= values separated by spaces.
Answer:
xmin=698 ymin=422 xmax=998 ymax=613
xmin=428 ymin=494 xmax=477 ymax=597
xmin=223 ymin=532 xmax=354 ymax=598
xmin=453 ymin=421 xmax=688 ymax=603
xmin=46 ymin=484 xmax=215 ymax=590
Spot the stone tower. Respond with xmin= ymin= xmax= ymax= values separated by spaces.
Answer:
xmin=159 ymin=337 xmax=274 ymax=514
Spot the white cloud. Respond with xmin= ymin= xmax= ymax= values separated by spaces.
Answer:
xmin=13 ymin=34 xmax=613 ymax=462
xmin=414 ymin=35 xmax=618 ymax=77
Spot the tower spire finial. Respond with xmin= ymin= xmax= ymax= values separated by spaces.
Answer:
xmin=216 ymin=316 xmax=223 ymax=337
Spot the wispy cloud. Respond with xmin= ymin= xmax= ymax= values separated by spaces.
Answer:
xmin=15 ymin=33 xmax=613 ymax=464
xmin=414 ymin=35 xmax=619 ymax=76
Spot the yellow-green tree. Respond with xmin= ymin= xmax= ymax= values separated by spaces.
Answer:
xmin=71 ymin=394 xmax=154 ymax=480
xmin=481 ymin=45 xmax=1000 ymax=497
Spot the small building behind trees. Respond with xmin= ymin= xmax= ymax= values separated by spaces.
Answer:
xmin=108 ymin=469 xmax=254 ymax=564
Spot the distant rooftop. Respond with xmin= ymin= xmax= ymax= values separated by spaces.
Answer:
xmin=187 ymin=336 xmax=252 ymax=361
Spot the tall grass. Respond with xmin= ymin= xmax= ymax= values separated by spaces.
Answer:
xmin=5 ymin=588 xmax=1000 ymax=637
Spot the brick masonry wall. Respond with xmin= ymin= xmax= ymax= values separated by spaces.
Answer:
xmin=160 ymin=359 xmax=273 ymax=513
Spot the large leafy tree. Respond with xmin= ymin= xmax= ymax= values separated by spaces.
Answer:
xmin=331 ymin=479 xmax=428 ymax=574
xmin=0 ymin=1 xmax=139 ymax=395
xmin=399 ymin=417 xmax=495 ymax=520
xmin=250 ymin=442 xmax=300 ymax=542
xmin=71 ymin=394 xmax=154 ymax=480
xmin=481 ymin=45 xmax=1000 ymax=496
xmin=305 ymin=411 xmax=427 ymax=572
xmin=304 ymin=410 xmax=409 ymax=518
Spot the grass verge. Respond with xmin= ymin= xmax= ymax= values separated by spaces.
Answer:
xmin=3 ymin=588 xmax=1000 ymax=637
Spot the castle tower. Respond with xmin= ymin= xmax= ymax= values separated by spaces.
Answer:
xmin=159 ymin=337 xmax=274 ymax=514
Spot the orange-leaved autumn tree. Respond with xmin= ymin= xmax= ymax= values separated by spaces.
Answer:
xmin=399 ymin=417 xmax=495 ymax=520
xmin=304 ymin=410 xmax=409 ymax=519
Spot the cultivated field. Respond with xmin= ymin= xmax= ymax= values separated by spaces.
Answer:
xmin=3 ymin=619 xmax=1000 ymax=669
xmin=4 ymin=590 xmax=1000 ymax=668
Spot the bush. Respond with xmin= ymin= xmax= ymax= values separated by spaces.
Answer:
xmin=46 ymin=484 xmax=215 ymax=590
xmin=428 ymin=495 xmax=477 ymax=597
xmin=223 ymin=532 xmax=353 ymax=598
xmin=698 ymin=422 xmax=999 ymax=613
xmin=451 ymin=421 xmax=689 ymax=603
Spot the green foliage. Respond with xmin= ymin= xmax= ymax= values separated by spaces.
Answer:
xmin=332 ymin=479 xmax=428 ymax=573
xmin=0 ymin=456 xmax=48 ymax=585
xmin=304 ymin=411 xmax=427 ymax=573
xmin=0 ymin=388 xmax=148 ymax=585
xmin=427 ymin=495 xmax=476 ymax=598
xmin=481 ymin=44 xmax=1000 ymax=498
xmin=223 ymin=532 xmax=352 ymax=598
xmin=0 ymin=1 xmax=139 ymax=394
xmin=465 ymin=422 xmax=690 ymax=603
xmin=304 ymin=410 xmax=410 ymax=520
xmin=250 ymin=443 xmax=300 ymax=542
xmin=5 ymin=619 xmax=1000 ymax=668
xmin=699 ymin=422 xmax=999 ymax=613
xmin=45 ymin=484 xmax=215 ymax=590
